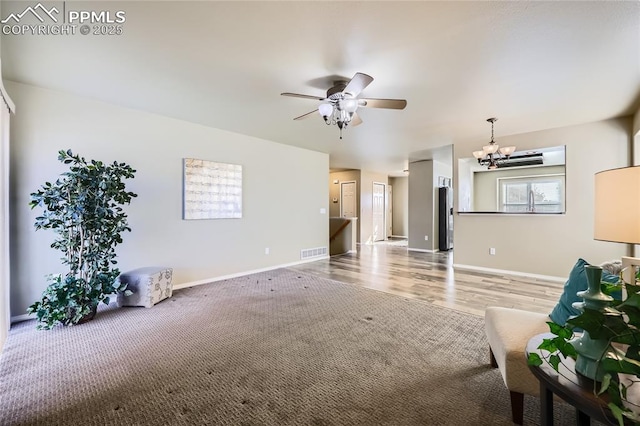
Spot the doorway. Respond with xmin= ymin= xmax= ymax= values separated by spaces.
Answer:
xmin=340 ymin=181 xmax=357 ymax=218
xmin=372 ymin=182 xmax=385 ymax=242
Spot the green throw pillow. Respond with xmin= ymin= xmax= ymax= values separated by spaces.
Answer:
xmin=549 ymin=258 xmax=620 ymax=325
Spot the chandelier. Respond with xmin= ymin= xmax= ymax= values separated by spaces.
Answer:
xmin=472 ymin=118 xmax=516 ymax=170
xmin=318 ymin=99 xmax=359 ymax=140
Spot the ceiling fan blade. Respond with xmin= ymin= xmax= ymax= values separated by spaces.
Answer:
xmin=293 ymin=110 xmax=318 ymax=120
xmin=281 ymin=92 xmax=325 ymax=101
xmin=350 ymin=112 xmax=363 ymax=127
xmin=359 ymin=98 xmax=407 ymax=110
xmin=342 ymin=72 xmax=373 ymax=97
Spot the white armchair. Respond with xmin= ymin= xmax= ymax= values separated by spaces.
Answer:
xmin=484 ymin=260 xmax=623 ymax=424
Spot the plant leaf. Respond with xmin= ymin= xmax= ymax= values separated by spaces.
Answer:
xmin=547 ymin=321 xmax=573 ymax=339
xmin=527 ymin=353 xmax=543 ymax=367
xmin=598 ymin=373 xmax=612 ymax=395
xmin=601 ymin=357 xmax=640 ymax=376
xmin=608 ymin=402 xmax=625 ymax=426
xmin=548 ymin=354 xmax=561 ymax=371
xmin=555 ymin=338 xmax=577 ymax=358
xmin=538 ymin=338 xmax=558 ymax=353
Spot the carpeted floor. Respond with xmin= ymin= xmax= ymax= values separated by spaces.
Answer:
xmin=0 ymin=269 xmax=600 ymax=425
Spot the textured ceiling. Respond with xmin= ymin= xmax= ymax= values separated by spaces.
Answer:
xmin=3 ymin=1 xmax=639 ymax=175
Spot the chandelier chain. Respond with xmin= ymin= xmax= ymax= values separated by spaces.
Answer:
xmin=491 ymin=121 xmax=494 ymax=143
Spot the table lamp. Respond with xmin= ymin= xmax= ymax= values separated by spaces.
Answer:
xmin=569 ymin=165 xmax=640 ymax=381
xmin=594 ymin=165 xmax=640 ymax=282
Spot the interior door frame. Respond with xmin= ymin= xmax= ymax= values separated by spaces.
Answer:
xmin=372 ymin=181 xmax=386 ymax=241
xmin=387 ymin=184 xmax=393 ymax=238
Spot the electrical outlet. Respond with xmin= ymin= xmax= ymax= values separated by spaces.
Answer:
xmin=424 ymin=235 xmax=429 ymax=241
xmin=490 ymin=248 xmax=496 ymax=255
xmin=320 ymin=208 xmax=326 ymax=214
xmin=265 ymin=247 xmax=270 ymax=255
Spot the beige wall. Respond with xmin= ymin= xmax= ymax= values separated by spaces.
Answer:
xmin=329 ymin=170 xmax=361 ymax=242
xmin=360 ymin=171 xmax=388 ymax=244
xmin=454 ymin=117 xmax=631 ymax=278
xmin=8 ymin=81 xmax=329 ymax=318
xmin=389 ymin=176 xmax=408 ymax=237
xmin=458 ymin=158 xmax=475 ymax=212
xmin=634 ymin=108 xmax=640 ymax=256
xmin=408 ymin=160 xmax=434 ymax=251
xmin=473 ymin=165 xmax=565 ymax=212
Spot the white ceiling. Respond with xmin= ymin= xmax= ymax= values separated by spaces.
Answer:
xmin=3 ymin=1 xmax=639 ymax=175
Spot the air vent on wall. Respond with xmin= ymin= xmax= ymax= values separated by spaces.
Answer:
xmin=301 ymin=247 xmax=328 ymax=259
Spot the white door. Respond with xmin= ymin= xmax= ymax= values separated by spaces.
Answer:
xmin=340 ymin=181 xmax=357 ymax=218
xmin=372 ymin=182 xmax=385 ymax=242
xmin=387 ymin=185 xmax=393 ymax=237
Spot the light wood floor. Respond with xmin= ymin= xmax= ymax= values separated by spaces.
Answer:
xmin=289 ymin=241 xmax=563 ymax=317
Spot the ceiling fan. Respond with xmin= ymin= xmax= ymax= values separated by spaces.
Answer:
xmin=281 ymin=72 xmax=407 ymax=139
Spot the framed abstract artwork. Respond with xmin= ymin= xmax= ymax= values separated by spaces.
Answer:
xmin=183 ymin=158 xmax=242 ymax=220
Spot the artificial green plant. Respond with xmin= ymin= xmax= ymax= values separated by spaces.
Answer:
xmin=528 ymin=268 xmax=640 ymax=425
xmin=27 ymin=150 xmax=137 ymax=329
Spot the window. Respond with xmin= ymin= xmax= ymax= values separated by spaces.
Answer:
xmin=498 ymin=175 xmax=564 ymax=213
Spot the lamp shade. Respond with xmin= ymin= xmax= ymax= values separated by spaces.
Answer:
xmin=500 ymin=146 xmax=516 ymax=157
xmin=483 ymin=143 xmax=499 ymax=154
xmin=318 ymin=103 xmax=333 ymax=117
xmin=341 ymin=99 xmax=358 ymax=113
xmin=594 ymin=165 xmax=640 ymax=244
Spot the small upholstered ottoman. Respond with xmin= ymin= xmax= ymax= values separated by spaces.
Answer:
xmin=485 ymin=307 xmax=550 ymax=424
xmin=117 ymin=267 xmax=173 ymax=308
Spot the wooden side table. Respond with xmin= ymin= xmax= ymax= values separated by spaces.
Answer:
xmin=526 ymin=333 xmax=624 ymax=425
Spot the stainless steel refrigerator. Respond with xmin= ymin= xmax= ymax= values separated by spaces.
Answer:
xmin=438 ymin=186 xmax=453 ymax=251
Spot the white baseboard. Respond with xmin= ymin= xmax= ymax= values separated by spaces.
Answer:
xmin=172 ymin=256 xmax=330 ymax=291
xmin=407 ymin=248 xmax=437 ymax=253
xmin=11 ymin=313 xmax=31 ymax=323
xmin=390 ymin=235 xmax=408 ymax=239
xmin=452 ymin=263 xmax=565 ymax=283
xmin=11 ymin=257 xmax=330 ymax=324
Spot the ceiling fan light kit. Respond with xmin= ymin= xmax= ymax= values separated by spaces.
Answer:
xmin=319 ymin=97 xmax=360 ymax=134
xmin=281 ymin=72 xmax=407 ymax=139
xmin=473 ymin=117 xmax=517 ymax=170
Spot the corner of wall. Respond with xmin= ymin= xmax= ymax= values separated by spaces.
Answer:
xmin=633 ymin=108 xmax=640 ymax=165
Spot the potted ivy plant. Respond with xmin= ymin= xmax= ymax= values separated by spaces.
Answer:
xmin=27 ymin=150 xmax=137 ymax=329
xmin=529 ymin=267 xmax=640 ymax=425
